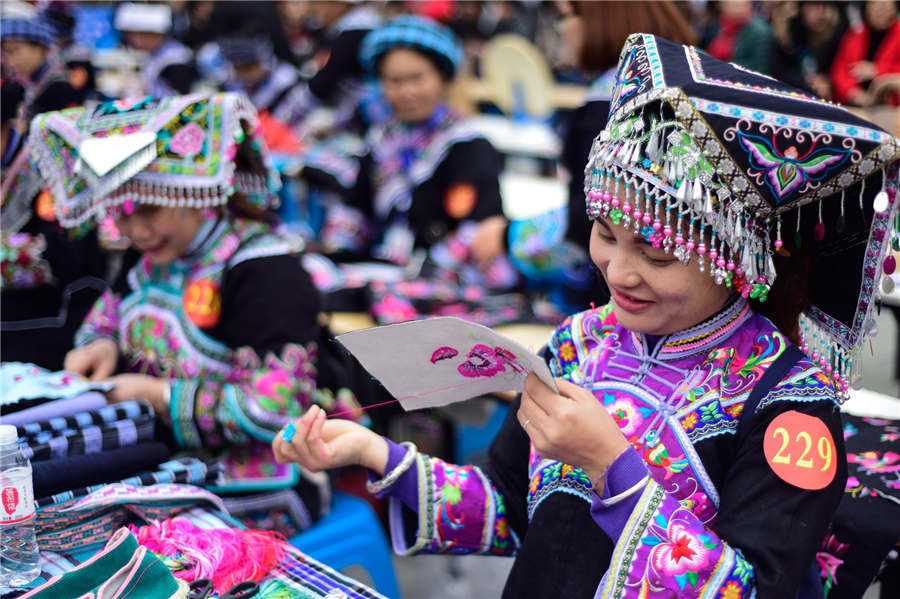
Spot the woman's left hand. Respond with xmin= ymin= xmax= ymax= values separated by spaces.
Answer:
xmin=518 ymin=373 xmax=630 ymax=487
xmin=105 ymin=374 xmax=169 ymax=415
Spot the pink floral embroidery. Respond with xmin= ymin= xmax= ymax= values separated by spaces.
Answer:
xmin=605 ymin=398 xmax=644 ymax=436
xmin=169 ymin=123 xmax=205 ymax=157
xmin=458 ymin=344 xmax=507 ymax=378
xmin=649 ymin=522 xmax=713 ymax=577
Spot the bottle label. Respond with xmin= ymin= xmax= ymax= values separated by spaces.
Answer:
xmin=1 ymin=481 xmax=35 ymax=523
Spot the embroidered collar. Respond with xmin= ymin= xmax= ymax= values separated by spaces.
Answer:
xmin=656 ymin=295 xmax=751 ymax=360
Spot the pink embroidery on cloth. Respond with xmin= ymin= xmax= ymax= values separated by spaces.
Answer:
xmin=169 ymin=123 xmax=205 ymax=157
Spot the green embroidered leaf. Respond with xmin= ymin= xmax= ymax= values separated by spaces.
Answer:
xmin=686 ymin=570 xmax=698 ymax=587
xmin=441 ymin=482 xmax=462 ymax=505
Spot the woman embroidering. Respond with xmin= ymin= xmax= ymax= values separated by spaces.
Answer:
xmin=274 ymin=34 xmax=900 ymax=597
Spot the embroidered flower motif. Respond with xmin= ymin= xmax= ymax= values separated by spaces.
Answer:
xmin=458 ymin=344 xmax=507 ymax=378
xmin=682 ymin=412 xmax=699 ymax=431
xmin=559 ymin=341 xmax=576 ymax=362
xmin=605 ymin=397 xmax=644 ymax=436
xmin=648 ymin=521 xmax=715 ymax=578
xmin=720 ymin=580 xmax=743 ymax=599
xmin=169 ymin=122 xmax=206 ymax=157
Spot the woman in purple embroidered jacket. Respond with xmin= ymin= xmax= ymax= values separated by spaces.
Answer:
xmin=273 ymin=34 xmax=900 ymax=597
xmin=29 ymin=92 xmax=360 ymax=531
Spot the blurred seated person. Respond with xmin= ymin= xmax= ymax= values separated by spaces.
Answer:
xmin=0 ymin=12 xmax=79 ymax=117
xmin=31 ymin=93 xmax=362 ymax=534
xmin=704 ymin=0 xmax=773 ymax=75
xmin=831 ymin=0 xmax=900 ymax=106
xmin=770 ymin=1 xmax=846 ymax=100
xmin=115 ymin=2 xmax=198 ymax=97
xmin=63 ymin=45 xmax=109 ymax=105
xmin=1 ymin=78 xmax=105 ymax=369
xmin=219 ymin=35 xmax=305 ymax=123
xmin=273 ymin=0 xmax=382 ymax=134
xmin=306 ymin=16 xmax=506 ymax=271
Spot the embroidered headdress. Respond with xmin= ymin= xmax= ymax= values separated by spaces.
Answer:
xmin=360 ymin=15 xmax=463 ymax=79
xmin=585 ymin=33 xmax=900 ymax=398
xmin=28 ymin=92 xmax=281 ymax=227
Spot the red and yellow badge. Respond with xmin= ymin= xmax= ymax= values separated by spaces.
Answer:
xmin=183 ymin=278 xmax=222 ymax=328
xmin=763 ymin=410 xmax=837 ymax=490
xmin=35 ymin=189 xmax=55 ymax=222
xmin=443 ymin=183 xmax=477 ymax=219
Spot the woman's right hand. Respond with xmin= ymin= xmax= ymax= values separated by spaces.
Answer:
xmin=63 ymin=339 xmax=118 ymax=381
xmin=272 ymin=405 xmax=389 ymax=475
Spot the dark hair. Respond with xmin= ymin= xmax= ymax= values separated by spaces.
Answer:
xmin=752 ymin=249 xmax=812 ymax=346
xmin=571 ymin=1 xmax=696 ymax=73
xmin=1 ymin=79 xmax=25 ymax=123
xmin=375 ymin=45 xmax=456 ymax=82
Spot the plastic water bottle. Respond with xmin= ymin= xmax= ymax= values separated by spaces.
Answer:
xmin=0 ymin=425 xmax=40 ymax=588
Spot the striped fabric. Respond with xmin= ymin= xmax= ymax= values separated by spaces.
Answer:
xmin=15 ymin=400 xmax=153 ymax=437
xmin=19 ymin=414 xmax=156 ymax=462
xmin=0 ymin=17 xmax=56 ymax=47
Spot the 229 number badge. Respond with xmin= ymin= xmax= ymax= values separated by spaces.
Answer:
xmin=763 ymin=410 xmax=837 ymax=490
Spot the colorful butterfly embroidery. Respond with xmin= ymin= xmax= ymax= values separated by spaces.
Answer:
xmin=610 ymin=47 xmax=644 ymax=115
xmin=736 ymin=131 xmax=851 ymax=202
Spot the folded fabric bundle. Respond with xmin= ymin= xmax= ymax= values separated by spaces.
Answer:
xmin=38 ymin=483 xmax=228 ymax=551
xmin=0 ymin=362 xmax=115 ymax=410
xmin=21 ymin=528 xmax=188 ymax=599
xmin=37 ymin=457 xmax=223 ymax=509
xmin=221 ymin=488 xmax=312 ymax=539
xmin=20 ymin=413 xmax=156 ymax=462
xmin=12 ymin=399 xmax=152 ymax=434
xmin=2 ymin=392 xmax=109 ymax=426
xmin=32 ymin=441 xmax=171 ymax=498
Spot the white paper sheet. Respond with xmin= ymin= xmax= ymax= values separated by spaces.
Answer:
xmin=337 ymin=317 xmax=558 ymax=411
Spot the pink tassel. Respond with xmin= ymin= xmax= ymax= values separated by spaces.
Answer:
xmin=130 ymin=518 xmax=287 ymax=593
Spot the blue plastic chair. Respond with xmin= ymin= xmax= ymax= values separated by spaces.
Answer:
xmin=289 ymin=491 xmax=401 ymax=599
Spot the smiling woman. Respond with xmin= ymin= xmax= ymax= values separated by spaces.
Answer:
xmin=30 ymin=92 xmax=364 ymax=536
xmin=274 ymin=32 xmax=900 ymax=598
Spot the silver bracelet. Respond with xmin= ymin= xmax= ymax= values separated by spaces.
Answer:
xmin=597 ymin=474 xmax=652 ymax=507
xmin=366 ymin=441 xmax=418 ymax=494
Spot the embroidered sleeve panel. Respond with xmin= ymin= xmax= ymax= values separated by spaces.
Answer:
xmin=169 ymin=341 xmax=322 ymax=449
xmin=596 ymin=481 xmax=755 ymax=598
xmin=388 ymin=453 xmax=519 ymax=558
xmin=74 ymin=289 xmax=122 ymax=347
xmin=549 ymin=303 xmax=618 ymax=378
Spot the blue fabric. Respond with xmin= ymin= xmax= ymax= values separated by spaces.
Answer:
xmin=1 ymin=17 xmax=56 ymax=47
xmin=360 ymin=15 xmax=462 ymax=77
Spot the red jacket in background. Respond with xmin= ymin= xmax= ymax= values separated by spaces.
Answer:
xmin=830 ymin=19 xmax=900 ymax=105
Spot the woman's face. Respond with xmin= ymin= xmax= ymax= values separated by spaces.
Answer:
xmin=379 ymin=48 xmax=447 ymax=124
xmin=114 ymin=205 xmax=205 ymax=265
xmin=589 ymin=217 xmax=732 ymax=335
xmin=1 ymin=39 xmax=47 ymax=79
xmin=866 ymin=0 xmax=897 ymax=31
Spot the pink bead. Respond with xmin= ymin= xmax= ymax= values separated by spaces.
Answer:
xmin=685 ymin=241 xmax=695 ymax=251
xmin=801 ymin=344 xmax=809 ymax=353
xmin=674 ymin=235 xmax=684 ymax=245
xmin=812 ymin=352 xmax=819 ymax=360
xmin=602 ymin=191 xmax=611 ymax=201
xmin=697 ymin=244 xmax=707 ymax=255
xmin=717 ymin=258 xmax=726 ymax=267
xmin=841 ymin=382 xmax=849 ymax=392
xmin=611 ymin=197 xmax=620 ymax=207
xmin=663 ymin=226 xmax=672 ymax=236
xmin=726 ymin=261 xmax=735 ymax=271
xmin=633 ymin=210 xmax=642 ymax=220
xmin=741 ymin=287 xmax=751 ymax=298
xmin=818 ymin=358 xmax=827 ymax=368
xmin=709 ymin=250 xmax=718 ymax=260
xmin=642 ymin=214 xmax=652 ymax=224
xmin=652 ymin=220 xmax=661 ymax=231
xmin=825 ymin=366 xmax=833 ymax=374
xmin=623 ymin=203 xmax=632 ymax=213
xmin=774 ymin=239 xmax=783 ymax=248
xmin=735 ymin=267 xmax=744 ymax=276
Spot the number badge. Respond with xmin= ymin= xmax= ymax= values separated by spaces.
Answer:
xmin=183 ymin=278 xmax=222 ymax=328
xmin=763 ymin=410 xmax=836 ymax=490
